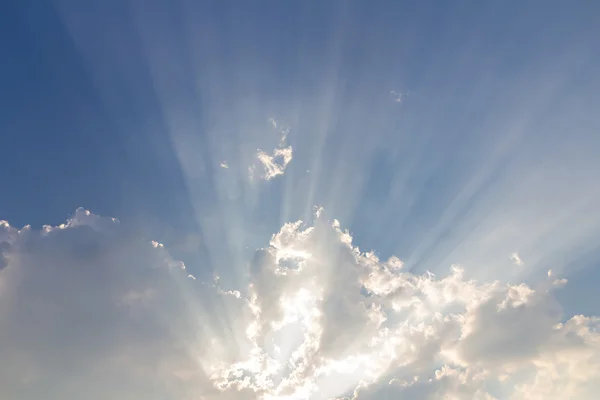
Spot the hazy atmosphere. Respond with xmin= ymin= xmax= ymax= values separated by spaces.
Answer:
xmin=1 ymin=1 xmax=599 ymax=399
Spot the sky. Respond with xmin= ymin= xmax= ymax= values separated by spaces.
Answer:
xmin=1 ymin=1 xmax=600 ymax=399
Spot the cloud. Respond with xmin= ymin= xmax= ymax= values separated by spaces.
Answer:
xmin=352 ymin=366 xmax=494 ymax=400
xmin=0 ymin=209 xmax=251 ymax=400
xmin=252 ymin=119 xmax=293 ymax=181
xmin=255 ymin=146 xmax=293 ymax=180
xmin=389 ymin=90 xmax=405 ymax=103
xmin=510 ymin=252 xmax=524 ymax=266
xmin=0 ymin=209 xmax=599 ymax=400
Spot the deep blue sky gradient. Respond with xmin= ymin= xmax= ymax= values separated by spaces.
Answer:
xmin=2 ymin=0 xmax=599 ymax=312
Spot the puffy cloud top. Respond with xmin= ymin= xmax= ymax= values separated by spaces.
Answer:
xmin=0 ymin=209 xmax=598 ymax=399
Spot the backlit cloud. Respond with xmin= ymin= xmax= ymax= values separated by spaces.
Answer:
xmin=252 ymin=119 xmax=293 ymax=181
xmin=1 ymin=209 xmax=598 ymax=399
xmin=255 ymin=146 xmax=293 ymax=180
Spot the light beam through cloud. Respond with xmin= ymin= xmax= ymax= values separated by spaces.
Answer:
xmin=4 ymin=2 xmax=599 ymax=399
xmin=1 ymin=209 xmax=599 ymax=399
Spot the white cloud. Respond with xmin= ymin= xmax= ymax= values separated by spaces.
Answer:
xmin=0 ymin=209 xmax=598 ymax=400
xmin=252 ymin=119 xmax=293 ymax=181
xmin=256 ymin=146 xmax=293 ymax=180
xmin=510 ymin=252 xmax=524 ymax=266
xmin=389 ymin=90 xmax=405 ymax=103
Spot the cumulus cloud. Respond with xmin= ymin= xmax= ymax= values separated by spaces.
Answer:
xmin=0 ymin=209 xmax=252 ymax=400
xmin=0 ymin=209 xmax=599 ymax=400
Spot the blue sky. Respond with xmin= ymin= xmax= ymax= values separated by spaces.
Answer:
xmin=1 ymin=1 xmax=600 ymax=399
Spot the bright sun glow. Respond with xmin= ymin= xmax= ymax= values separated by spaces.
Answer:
xmin=1 ymin=2 xmax=600 ymax=400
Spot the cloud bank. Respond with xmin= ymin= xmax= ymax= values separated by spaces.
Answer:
xmin=0 ymin=209 xmax=598 ymax=400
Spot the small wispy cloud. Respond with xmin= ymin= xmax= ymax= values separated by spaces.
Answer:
xmin=248 ymin=165 xmax=256 ymax=182
xmin=256 ymin=146 xmax=293 ymax=180
xmin=389 ymin=90 xmax=405 ymax=103
xmin=268 ymin=117 xmax=277 ymax=129
xmin=252 ymin=118 xmax=293 ymax=181
xmin=279 ymin=126 xmax=290 ymax=146
xmin=510 ymin=252 xmax=524 ymax=266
